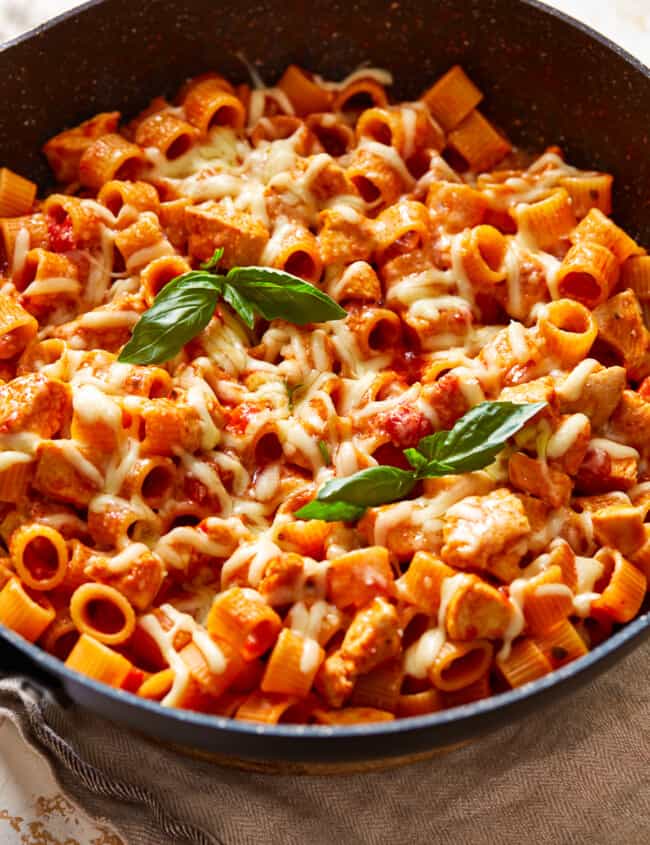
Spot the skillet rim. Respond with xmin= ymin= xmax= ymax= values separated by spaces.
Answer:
xmin=1 ymin=610 xmax=648 ymax=739
xmin=0 ymin=0 xmax=649 ymax=743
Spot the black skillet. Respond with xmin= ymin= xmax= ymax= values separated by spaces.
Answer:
xmin=0 ymin=0 xmax=649 ymax=768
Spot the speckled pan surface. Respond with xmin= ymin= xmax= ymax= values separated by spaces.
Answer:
xmin=0 ymin=0 xmax=649 ymax=765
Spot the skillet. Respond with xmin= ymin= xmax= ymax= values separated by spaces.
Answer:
xmin=0 ymin=0 xmax=649 ymax=767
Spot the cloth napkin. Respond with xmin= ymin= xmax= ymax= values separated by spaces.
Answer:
xmin=1 ymin=639 xmax=650 ymax=845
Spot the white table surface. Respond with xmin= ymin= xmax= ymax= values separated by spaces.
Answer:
xmin=0 ymin=2 xmax=648 ymax=843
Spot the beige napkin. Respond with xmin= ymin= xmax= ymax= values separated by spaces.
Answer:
xmin=1 ymin=638 xmax=649 ymax=845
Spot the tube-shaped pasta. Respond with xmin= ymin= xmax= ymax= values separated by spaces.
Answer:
xmin=137 ymin=668 xmax=174 ymax=701
xmin=560 ymin=173 xmax=613 ymax=219
xmin=0 ymin=461 xmax=32 ymax=503
xmin=373 ymin=199 xmax=431 ymax=264
xmin=10 ymin=523 xmax=68 ymax=591
xmin=0 ymin=168 xmax=36 ymax=217
xmin=0 ymin=214 xmax=49 ymax=265
xmin=534 ymin=619 xmax=588 ymax=669
xmin=0 ymin=577 xmax=55 ymax=642
xmin=622 ymin=255 xmax=650 ymax=300
xmin=235 ymin=690 xmax=296 ymax=724
xmin=396 ymin=688 xmax=444 ymax=717
xmin=312 ymin=706 xmax=394 ymax=725
xmin=443 ymin=673 xmax=492 ymax=708
xmin=42 ymin=194 xmax=101 ymax=247
xmin=593 ymin=290 xmax=649 ymax=379
xmin=523 ymin=565 xmax=574 ymax=635
xmin=87 ymin=497 xmax=159 ymax=548
xmin=356 ymin=106 xmax=444 ymax=159
xmin=97 ymin=180 xmax=161 ymax=221
xmin=65 ymin=633 xmax=133 ymax=688
xmin=306 ymin=114 xmax=355 ymax=156
xmin=40 ymin=609 xmax=79 ymax=661
xmin=556 ymin=241 xmax=619 ymax=308
xmin=275 ymin=519 xmax=330 ymax=559
xmin=429 ymin=639 xmax=493 ymax=692
xmin=421 ymin=65 xmax=483 ymax=131
xmin=207 ymin=586 xmax=282 ymax=660
xmin=459 ymin=224 xmax=508 ymax=287
xmin=78 ymin=134 xmax=146 ymax=190
xmin=497 ymin=638 xmax=552 ymax=687
xmin=70 ymin=582 xmax=136 ymax=645
xmin=0 ymin=294 xmax=38 ymax=359
xmin=182 ymin=78 xmax=246 ymax=134
xmin=325 ymin=261 xmax=382 ymax=304
xmin=571 ymin=208 xmax=643 ymax=264
xmin=332 ymin=77 xmax=388 ymax=112
xmin=261 ymin=628 xmax=324 ymax=697
xmin=42 ymin=111 xmax=120 ymax=183
xmin=346 ymin=146 xmax=405 ymax=206
xmin=277 ymin=65 xmax=332 ymax=115
xmin=537 ymin=299 xmax=597 ymax=365
xmin=447 ymin=110 xmax=511 ymax=172
xmin=17 ymin=248 xmax=80 ymax=310
xmin=327 ymin=546 xmax=394 ymax=609
xmin=345 ymin=305 xmax=402 ymax=356
xmin=135 ymin=111 xmax=198 ymax=160
xmin=592 ymin=548 xmax=647 ymax=623
xmin=397 ymin=551 xmax=455 ymax=615
xmin=350 ymin=657 xmax=402 ymax=712
xmin=264 ymin=224 xmax=322 ymax=283
xmin=426 ymin=182 xmax=487 ymax=233
xmin=514 ymin=189 xmax=576 ymax=250
xmin=114 ymin=211 xmax=173 ymax=272
xmin=140 ymin=255 xmax=191 ymax=304
xmin=121 ymin=457 xmax=177 ymax=508
xmin=178 ymin=637 xmax=244 ymax=699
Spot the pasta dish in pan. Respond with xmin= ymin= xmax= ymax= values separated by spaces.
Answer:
xmin=0 ymin=64 xmax=648 ymax=724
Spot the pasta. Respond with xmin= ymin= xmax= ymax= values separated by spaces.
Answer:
xmin=0 ymin=62 xmax=648 ymax=726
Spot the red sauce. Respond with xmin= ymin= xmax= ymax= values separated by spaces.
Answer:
xmin=224 ymin=401 xmax=259 ymax=434
xmin=382 ymin=404 xmax=433 ymax=449
xmin=47 ymin=214 xmax=75 ymax=252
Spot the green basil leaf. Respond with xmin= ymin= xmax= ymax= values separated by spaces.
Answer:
xmin=419 ymin=400 xmax=547 ymax=473
xmin=403 ymin=448 xmax=429 ymax=472
xmin=316 ymin=466 xmax=417 ymax=508
xmin=294 ymin=499 xmax=365 ymax=522
xmin=118 ymin=277 xmax=220 ymax=365
xmin=226 ymin=266 xmax=346 ymax=325
xmin=200 ymin=247 xmax=224 ymax=272
xmin=221 ymin=281 xmax=255 ymax=329
xmin=318 ymin=439 xmax=331 ymax=466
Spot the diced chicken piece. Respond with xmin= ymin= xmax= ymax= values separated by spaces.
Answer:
xmin=0 ymin=373 xmax=70 ymax=437
xmin=316 ymin=597 xmax=401 ymax=707
xmin=441 ymin=488 xmax=530 ymax=582
xmin=445 ymin=575 xmax=514 ymax=641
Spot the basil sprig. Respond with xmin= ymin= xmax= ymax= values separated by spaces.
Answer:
xmin=118 ymin=249 xmax=346 ymax=365
xmin=295 ymin=401 xmax=546 ymax=522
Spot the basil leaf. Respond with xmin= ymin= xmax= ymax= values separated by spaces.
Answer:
xmin=221 ymin=281 xmax=255 ymax=329
xmin=295 ymin=499 xmax=365 ymax=522
xmin=416 ymin=400 xmax=547 ymax=473
xmin=298 ymin=400 xmax=547 ymax=520
xmin=200 ymin=247 xmax=224 ymax=272
xmin=403 ymin=448 xmax=429 ymax=472
xmin=318 ymin=439 xmax=331 ymax=466
xmin=316 ymin=466 xmax=417 ymax=508
xmin=118 ymin=277 xmax=220 ymax=365
xmin=226 ymin=266 xmax=346 ymax=325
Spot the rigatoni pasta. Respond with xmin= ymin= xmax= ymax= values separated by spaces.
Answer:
xmin=0 ymin=63 xmax=647 ymax=727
